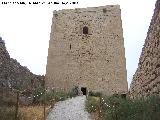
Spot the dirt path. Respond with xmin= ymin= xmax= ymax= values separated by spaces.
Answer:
xmin=46 ymin=96 xmax=92 ymax=120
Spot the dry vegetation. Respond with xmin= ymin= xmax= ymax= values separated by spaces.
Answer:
xmin=0 ymin=87 xmax=79 ymax=120
xmin=19 ymin=106 xmax=50 ymax=120
xmin=0 ymin=106 xmax=51 ymax=120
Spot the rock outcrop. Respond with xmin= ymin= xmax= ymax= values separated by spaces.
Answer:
xmin=0 ymin=37 xmax=44 ymax=91
xmin=129 ymin=0 xmax=160 ymax=99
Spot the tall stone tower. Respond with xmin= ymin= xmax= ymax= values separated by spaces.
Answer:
xmin=46 ymin=5 xmax=128 ymax=95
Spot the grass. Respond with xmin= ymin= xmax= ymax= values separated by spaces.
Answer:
xmin=19 ymin=106 xmax=50 ymax=120
xmin=0 ymin=107 xmax=18 ymax=120
xmin=85 ymin=96 xmax=100 ymax=113
xmin=0 ymin=106 xmax=50 ymax=120
xmin=102 ymin=95 xmax=160 ymax=120
xmin=0 ymin=87 xmax=79 ymax=120
xmin=86 ymin=94 xmax=160 ymax=120
xmin=37 ymin=88 xmax=79 ymax=106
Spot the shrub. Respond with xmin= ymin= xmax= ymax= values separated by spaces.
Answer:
xmin=32 ymin=86 xmax=78 ymax=105
xmin=53 ymin=91 xmax=69 ymax=101
xmin=38 ymin=90 xmax=70 ymax=105
xmin=88 ymin=91 xmax=102 ymax=97
xmin=102 ymin=96 xmax=133 ymax=120
xmin=68 ymin=86 xmax=79 ymax=98
xmin=33 ymin=87 xmax=45 ymax=104
xmin=85 ymin=94 xmax=160 ymax=120
xmin=102 ymin=95 xmax=160 ymax=120
xmin=85 ymin=96 xmax=100 ymax=113
xmin=38 ymin=90 xmax=55 ymax=105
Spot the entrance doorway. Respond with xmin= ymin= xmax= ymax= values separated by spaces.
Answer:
xmin=81 ymin=87 xmax=87 ymax=95
xmin=121 ymin=94 xmax=126 ymax=99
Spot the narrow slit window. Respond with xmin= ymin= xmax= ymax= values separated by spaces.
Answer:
xmin=70 ymin=44 xmax=71 ymax=50
xmin=103 ymin=8 xmax=107 ymax=13
xmin=83 ymin=26 xmax=88 ymax=34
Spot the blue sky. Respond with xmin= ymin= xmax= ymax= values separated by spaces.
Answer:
xmin=0 ymin=0 xmax=157 ymax=88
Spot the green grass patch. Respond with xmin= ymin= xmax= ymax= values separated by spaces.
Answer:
xmin=85 ymin=96 xmax=100 ymax=113
xmin=101 ymin=95 xmax=160 ymax=120
xmin=85 ymin=94 xmax=160 ymax=120
xmin=37 ymin=88 xmax=78 ymax=105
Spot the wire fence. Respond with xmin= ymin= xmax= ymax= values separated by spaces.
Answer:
xmin=0 ymin=86 xmax=48 ymax=120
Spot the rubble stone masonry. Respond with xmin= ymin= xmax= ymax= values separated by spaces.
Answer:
xmin=129 ymin=0 xmax=160 ymax=99
xmin=46 ymin=5 xmax=128 ymax=95
xmin=0 ymin=37 xmax=44 ymax=91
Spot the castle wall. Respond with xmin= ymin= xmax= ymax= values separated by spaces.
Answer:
xmin=46 ymin=5 xmax=128 ymax=95
xmin=129 ymin=0 xmax=160 ymax=99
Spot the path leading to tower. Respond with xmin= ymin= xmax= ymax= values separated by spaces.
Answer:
xmin=46 ymin=96 xmax=92 ymax=120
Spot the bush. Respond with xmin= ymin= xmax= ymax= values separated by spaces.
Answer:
xmin=33 ymin=87 xmax=45 ymax=104
xmin=88 ymin=91 xmax=102 ymax=97
xmin=33 ymin=86 xmax=78 ymax=105
xmin=38 ymin=90 xmax=71 ymax=105
xmin=68 ymin=86 xmax=79 ymax=98
xmin=38 ymin=90 xmax=55 ymax=105
xmin=54 ymin=91 xmax=69 ymax=101
xmin=85 ymin=96 xmax=100 ymax=113
xmin=101 ymin=95 xmax=160 ymax=120
xmin=85 ymin=94 xmax=160 ymax=120
xmin=102 ymin=95 xmax=133 ymax=120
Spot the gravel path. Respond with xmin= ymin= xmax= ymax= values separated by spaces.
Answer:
xmin=46 ymin=96 xmax=92 ymax=120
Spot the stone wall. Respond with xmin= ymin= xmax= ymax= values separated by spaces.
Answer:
xmin=0 ymin=37 xmax=44 ymax=91
xmin=46 ymin=5 xmax=128 ymax=95
xmin=129 ymin=0 xmax=160 ymax=99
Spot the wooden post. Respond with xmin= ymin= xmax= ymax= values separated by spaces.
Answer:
xmin=15 ymin=91 xmax=19 ymax=120
xmin=44 ymin=90 xmax=46 ymax=120
xmin=43 ymin=80 xmax=46 ymax=120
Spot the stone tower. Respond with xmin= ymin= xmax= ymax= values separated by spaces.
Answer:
xmin=46 ymin=5 xmax=128 ymax=95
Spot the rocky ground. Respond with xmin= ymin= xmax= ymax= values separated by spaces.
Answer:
xmin=46 ymin=96 xmax=92 ymax=120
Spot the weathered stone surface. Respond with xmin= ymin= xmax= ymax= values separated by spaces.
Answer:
xmin=45 ymin=5 xmax=128 ymax=95
xmin=129 ymin=0 xmax=160 ymax=99
xmin=0 ymin=37 xmax=44 ymax=91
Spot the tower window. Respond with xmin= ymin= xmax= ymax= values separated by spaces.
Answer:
xmin=103 ymin=8 xmax=107 ymax=13
xmin=83 ymin=26 xmax=88 ymax=34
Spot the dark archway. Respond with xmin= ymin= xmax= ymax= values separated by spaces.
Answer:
xmin=81 ymin=87 xmax=87 ymax=95
xmin=121 ymin=94 xmax=126 ymax=99
xmin=83 ymin=26 xmax=88 ymax=34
